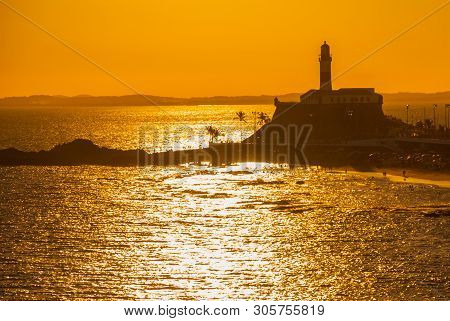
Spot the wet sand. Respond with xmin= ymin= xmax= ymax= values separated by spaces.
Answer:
xmin=341 ymin=167 xmax=450 ymax=188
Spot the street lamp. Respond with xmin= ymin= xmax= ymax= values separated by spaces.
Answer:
xmin=446 ymin=104 xmax=450 ymax=129
xmin=406 ymin=104 xmax=409 ymax=125
xmin=433 ymin=104 xmax=437 ymax=129
xmin=445 ymin=104 xmax=450 ymax=133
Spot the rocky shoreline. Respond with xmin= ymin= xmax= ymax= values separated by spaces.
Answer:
xmin=0 ymin=139 xmax=449 ymax=173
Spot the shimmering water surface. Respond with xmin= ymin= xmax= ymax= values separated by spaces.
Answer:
xmin=0 ymin=105 xmax=274 ymax=152
xmin=0 ymin=106 xmax=449 ymax=300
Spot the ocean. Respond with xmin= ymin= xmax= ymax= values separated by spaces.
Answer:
xmin=0 ymin=105 xmax=449 ymax=300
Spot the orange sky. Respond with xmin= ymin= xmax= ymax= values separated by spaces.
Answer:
xmin=0 ymin=0 xmax=449 ymax=97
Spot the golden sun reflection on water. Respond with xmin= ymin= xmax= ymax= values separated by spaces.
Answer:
xmin=0 ymin=164 xmax=449 ymax=300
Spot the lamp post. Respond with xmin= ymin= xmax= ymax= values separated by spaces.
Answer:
xmin=406 ymin=104 xmax=409 ymax=125
xmin=433 ymin=104 xmax=437 ymax=130
xmin=446 ymin=104 xmax=450 ymax=130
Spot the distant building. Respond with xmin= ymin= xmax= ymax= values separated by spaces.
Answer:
xmin=270 ymin=42 xmax=385 ymax=139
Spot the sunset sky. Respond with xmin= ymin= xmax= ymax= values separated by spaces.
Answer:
xmin=0 ymin=0 xmax=449 ymax=97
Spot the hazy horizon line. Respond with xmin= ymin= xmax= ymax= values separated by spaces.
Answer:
xmin=2 ymin=90 xmax=450 ymax=100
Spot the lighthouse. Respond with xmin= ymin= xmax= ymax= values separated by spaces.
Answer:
xmin=319 ymin=41 xmax=332 ymax=91
xmin=268 ymin=41 xmax=384 ymax=139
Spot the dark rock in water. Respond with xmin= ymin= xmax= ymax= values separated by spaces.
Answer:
xmin=237 ymin=180 xmax=285 ymax=186
xmin=424 ymin=210 xmax=450 ymax=218
xmin=0 ymin=139 xmax=142 ymax=166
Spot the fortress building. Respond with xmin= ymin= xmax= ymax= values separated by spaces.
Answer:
xmin=270 ymin=42 xmax=385 ymax=140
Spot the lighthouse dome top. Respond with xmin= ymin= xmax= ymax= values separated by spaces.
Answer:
xmin=321 ymin=41 xmax=330 ymax=49
xmin=321 ymin=41 xmax=331 ymax=57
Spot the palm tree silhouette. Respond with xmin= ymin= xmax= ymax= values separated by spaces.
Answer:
xmin=257 ymin=112 xmax=271 ymax=125
xmin=234 ymin=111 xmax=246 ymax=141
xmin=206 ymin=125 xmax=221 ymax=144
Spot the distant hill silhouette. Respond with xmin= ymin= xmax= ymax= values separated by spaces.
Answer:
xmin=1 ymin=92 xmax=448 ymax=107
xmin=382 ymin=92 xmax=450 ymax=105
xmin=0 ymin=94 xmax=297 ymax=107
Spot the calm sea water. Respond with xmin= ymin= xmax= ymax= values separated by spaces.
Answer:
xmin=0 ymin=105 xmax=275 ymax=152
xmin=0 ymin=106 xmax=449 ymax=300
